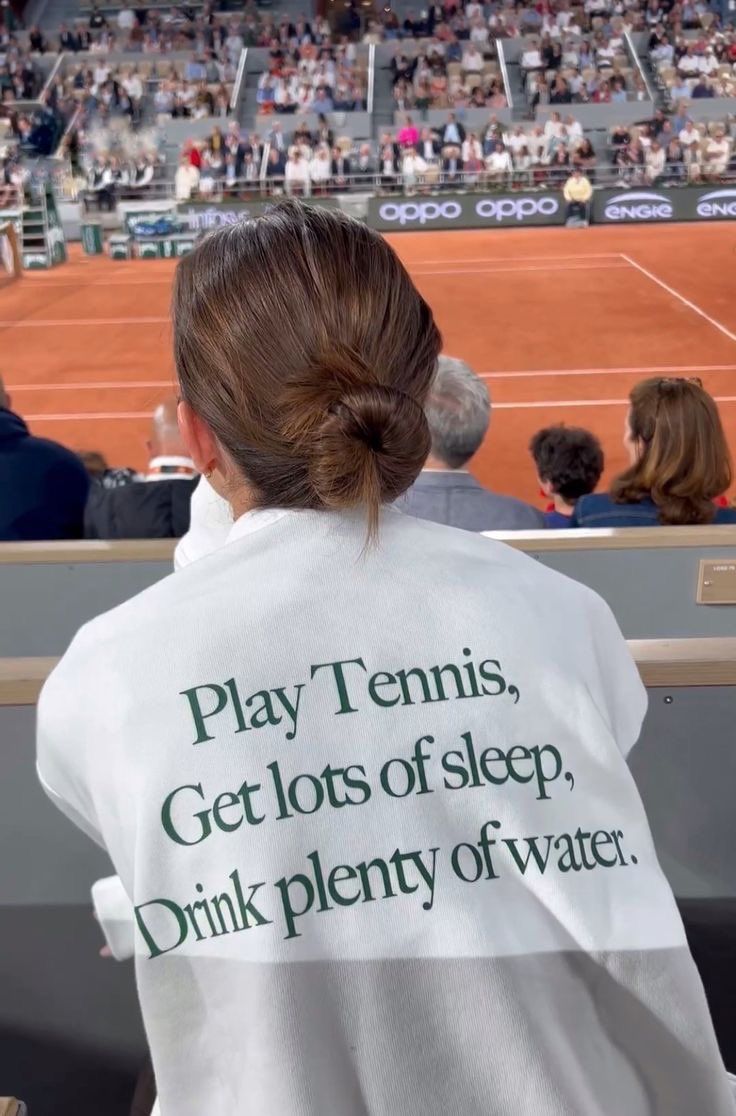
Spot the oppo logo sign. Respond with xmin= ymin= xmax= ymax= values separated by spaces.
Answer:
xmin=696 ymin=189 xmax=736 ymax=218
xmin=378 ymin=201 xmax=462 ymax=226
xmin=603 ymin=192 xmax=673 ymax=222
xmin=475 ymin=196 xmax=559 ymax=221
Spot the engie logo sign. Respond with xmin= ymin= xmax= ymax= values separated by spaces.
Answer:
xmin=372 ymin=194 xmax=563 ymax=230
xmin=696 ymin=189 xmax=736 ymax=219
xmin=602 ymin=191 xmax=674 ymax=222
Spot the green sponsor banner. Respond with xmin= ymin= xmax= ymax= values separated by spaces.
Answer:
xmin=366 ymin=192 xmax=566 ymax=231
xmin=177 ymin=196 xmax=339 ymax=232
xmin=593 ymin=185 xmax=736 ymax=224
xmin=81 ymin=223 xmax=103 ymax=255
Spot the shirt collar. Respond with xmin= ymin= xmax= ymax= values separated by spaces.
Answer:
xmin=226 ymin=507 xmax=293 ymax=546
xmin=145 ymin=455 xmax=197 ymax=480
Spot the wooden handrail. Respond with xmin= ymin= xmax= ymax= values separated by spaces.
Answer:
xmin=1 ymin=526 xmax=736 ymax=565
xmin=3 ymin=639 xmax=736 ymax=706
xmin=0 ymin=658 xmax=59 ymax=705
xmin=490 ymin=526 xmax=736 ymax=552
xmin=0 ymin=540 xmax=176 ymax=565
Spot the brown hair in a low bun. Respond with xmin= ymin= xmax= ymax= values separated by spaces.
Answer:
xmin=173 ymin=202 xmax=441 ymax=535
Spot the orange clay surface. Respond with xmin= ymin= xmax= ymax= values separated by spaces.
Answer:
xmin=1 ymin=222 xmax=735 ymax=508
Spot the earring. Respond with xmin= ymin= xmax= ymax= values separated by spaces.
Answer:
xmin=203 ymin=461 xmax=216 ymax=479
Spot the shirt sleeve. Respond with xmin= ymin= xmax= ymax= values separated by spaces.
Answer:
xmin=36 ymin=628 xmax=106 ymax=849
xmin=91 ymin=875 xmax=136 ymax=960
xmin=586 ymin=590 xmax=648 ymax=759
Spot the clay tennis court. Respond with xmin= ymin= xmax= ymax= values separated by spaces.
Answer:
xmin=2 ymin=221 xmax=735 ymax=506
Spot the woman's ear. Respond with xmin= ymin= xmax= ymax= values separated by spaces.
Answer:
xmin=178 ymin=399 xmax=219 ymax=475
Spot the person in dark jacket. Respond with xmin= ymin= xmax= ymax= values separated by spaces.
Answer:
xmin=572 ymin=377 xmax=736 ymax=528
xmin=399 ymin=356 xmax=544 ymax=532
xmin=0 ymin=376 xmax=89 ymax=541
xmin=85 ymin=398 xmax=198 ymax=539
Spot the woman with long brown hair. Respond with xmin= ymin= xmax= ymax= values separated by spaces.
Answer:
xmin=37 ymin=206 xmax=734 ymax=1116
xmin=572 ymin=377 xmax=736 ymax=527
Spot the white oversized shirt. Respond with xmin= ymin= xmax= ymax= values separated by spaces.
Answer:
xmin=37 ymin=508 xmax=734 ymax=1116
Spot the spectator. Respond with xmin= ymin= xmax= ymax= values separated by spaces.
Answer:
xmin=441 ymin=113 xmax=465 ymax=146
xmin=645 ymin=139 xmax=666 ymax=183
xmin=663 ymin=138 xmax=686 ymax=183
xmin=398 ymin=116 xmax=420 ymax=147
xmin=572 ymin=378 xmax=736 ymax=527
xmin=285 ymin=146 xmax=310 ymax=195
xmin=400 ymin=356 xmax=543 ymax=530
xmin=529 ymin=425 xmax=604 ymax=528
xmin=419 ymin=126 xmax=441 ymax=164
xmin=309 ymin=143 xmax=332 ymax=191
xmin=563 ymin=166 xmax=592 ymax=224
xmin=38 ymin=193 xmax=735 ymax=1116
xmin=402 ymin=145 xmax=427 ymax=192
xmin=175 ymin=152 xmax=200 ymax=201
xmin=485 ymin=140 xmax=512 ymax=184
xmin=265 ymin=145 xmax=286 ymax=185
xmin=78 ymin=450 xmax=137 ymax=490
xmin=85 ymin=399 xmax=198 ymax=539
xmin=331 ymin=145 xmax=352 ymax=186
xmin=703 ymin=129 xmax=731 ymax=180
xmin=572 ymin=137 xmax=596 ymax=178
xmin=354 ymin=143 xmax=374 ymax=176
xmin=0 ymin=375 xmax=89 ymax=541
xmin=691 ymin=76 xmax=715 ymax=98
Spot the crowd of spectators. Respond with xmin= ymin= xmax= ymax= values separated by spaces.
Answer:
xmin=522 ymin=26 xmax=643 ymax=107
xmin=256 ymin=35 xmax=367 ymax=115
xmin=81 ymin=124 xmax=162 ymax=210
xmin=651 ymin=25 xmax=736 ymax=101
xmin=389 ymin=38 xmax=507 ymax=112
xmin=610 ymin=109 xmax=733 ymax=182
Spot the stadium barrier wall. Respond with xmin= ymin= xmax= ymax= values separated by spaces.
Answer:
xmin=364 ymin=185 xmax=736 ymax=230
xmin=2 ymin=639 xmax=735 ymax=1111
xmin=592 ymin=184 xmax=736 ymax=224
xmin=2 ymin=527 xmax=736 ymax=658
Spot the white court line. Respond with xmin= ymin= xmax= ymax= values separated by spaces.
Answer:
xmin=0 ymin=316 xmax=170 ymax=327
xmin=404 ymin=254 xmax=621 ymax=264
xmin=480 ymin=363 xmax=736 ymax=379
xmin=620 ymin=254 xmax=736 ymax=344
xmin=8 ymin=380 xmax=173 ymax=391
xmin=26 ymin=396 xmax=736 ymax=421
xmin=412 ymin=263 xmax=628 ymax=276
xmin=492 ymin=396 xmax=736 ymax=411
xmin=10 ymin=366 xmax=735 ymax=393
xmin=9 ymin=366 xmax=736 ymax=393
xmin=26 ymin=411 xmax=151 ymax=420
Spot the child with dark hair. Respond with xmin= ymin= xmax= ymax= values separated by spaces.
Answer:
xmin=530 ymin=424 xmax=604 ymax=528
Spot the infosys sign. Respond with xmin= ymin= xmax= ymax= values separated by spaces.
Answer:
xmin=367 ymin=193 xmax=565 ymax=231
xmin=594 ymin=185 xmax=736 ymax=224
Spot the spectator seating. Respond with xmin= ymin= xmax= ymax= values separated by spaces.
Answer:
xmin=388 ymin=37 xmax=506 ymax=112
xmin=3 ymin=527 xmax=736 ymax=658
xmin=651 ymin=26 xmax=736 ymax=102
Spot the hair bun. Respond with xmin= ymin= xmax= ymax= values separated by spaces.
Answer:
xmin=280 ymin=346 xmax=430 ymax=525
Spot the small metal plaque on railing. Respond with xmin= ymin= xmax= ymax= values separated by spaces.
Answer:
xmin=697 ymin=560 xmax=736 ymax=605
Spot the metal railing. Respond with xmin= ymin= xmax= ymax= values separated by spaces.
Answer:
xmin=230 ymin=48 xmax=248 ymax=116
xmin=92 ymin=164 xmax=736 ymax=208
xmin=625 ymin=31 xmax=656 ymax=103
xmin=496 ymin=40 xmax=514 ymax=111
xmin=367 ymin=44 xmax=376 ymax=115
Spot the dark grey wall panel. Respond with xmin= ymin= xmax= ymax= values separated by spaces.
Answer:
xmin=1 ymin=706 xmax=113 ymax=904
xmin=1 ymin=560 xmax=172 ymax=657
xmin=630 ymin=686 xmax=736 ymax=899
